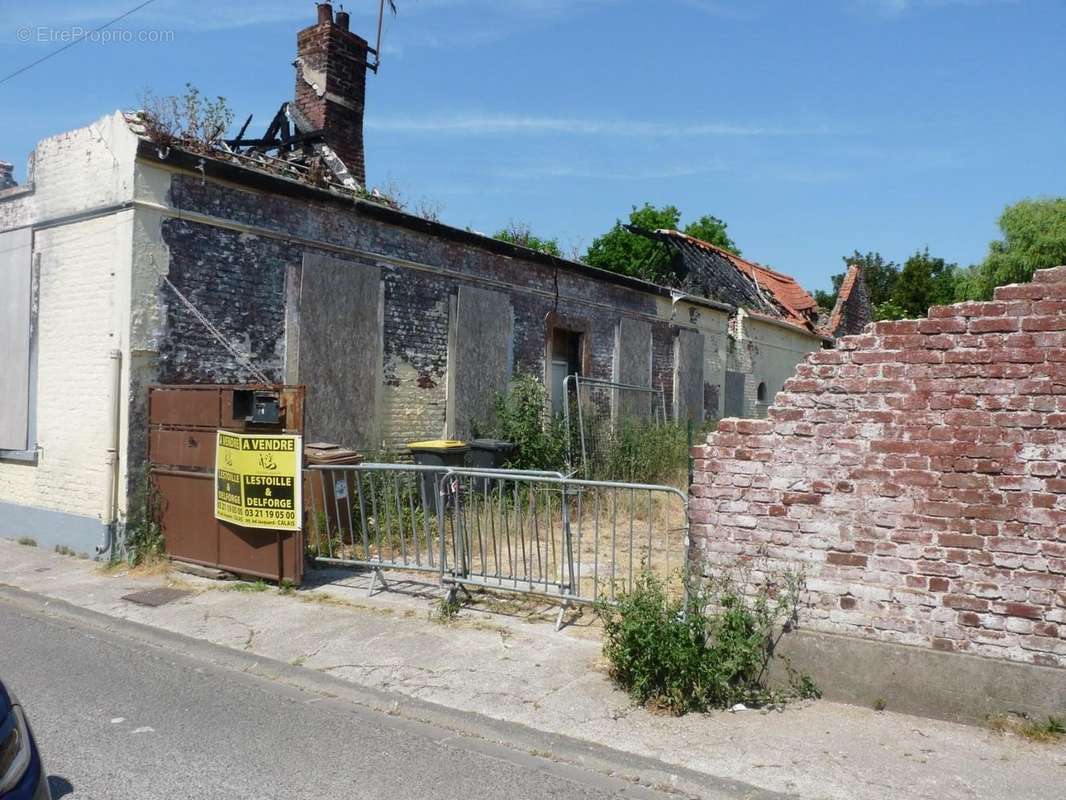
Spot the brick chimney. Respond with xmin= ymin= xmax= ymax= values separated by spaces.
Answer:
xmin=0 ymin=161 xmax=16 ymax=190
xmin=294 ymin=3 xmax=369 ymax=187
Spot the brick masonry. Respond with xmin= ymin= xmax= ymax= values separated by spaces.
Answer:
xmin=152 ymin=170 xmax=706 ymax=450
xmin=293 ymin=11 xmax=369 ymax=186
xmin=691 ymin=267 xmax=1066 ymax=668
xmin=159 ymin=218 xmax=291 ymax=384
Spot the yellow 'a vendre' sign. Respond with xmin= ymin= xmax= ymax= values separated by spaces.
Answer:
xmin=215 ymin=431 xmax=303 ymax=530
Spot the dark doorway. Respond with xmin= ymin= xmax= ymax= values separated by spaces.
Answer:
xmin=550 ymin=329 xmax=582 ymax=414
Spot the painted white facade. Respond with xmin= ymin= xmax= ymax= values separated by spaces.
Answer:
xmin=728 ymin=310 xmax=825 ymax=419
xmin=0 ymin=114 xmax=138 ymax=553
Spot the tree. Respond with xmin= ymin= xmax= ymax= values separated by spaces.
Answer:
xmin=493 ymin=222 xmax=562 ymax=257
xmin=585 ymin=204 xmax=681 ymax=283
xmin=813 ymin=288 xmax=837 ymax=310
xmin=887 ymin=249 xmax=958 ymax=318
xmin=682 ymin=215 xmax=741 ymax=256
xmin=584 ymin=204 xmax=740 ymax=285
xmin=958 ymin=198 xmax=1066 ymax=300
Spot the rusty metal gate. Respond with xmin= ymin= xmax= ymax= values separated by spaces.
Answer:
xmin=148 ymin=384 xmax=306 ymax=584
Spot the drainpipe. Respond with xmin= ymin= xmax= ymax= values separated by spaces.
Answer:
xmin=96 ymin=349 xmax=122 ymax=556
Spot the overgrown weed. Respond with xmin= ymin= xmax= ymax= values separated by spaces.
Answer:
xmin=597 ymin=562 xmax=816 ymax=715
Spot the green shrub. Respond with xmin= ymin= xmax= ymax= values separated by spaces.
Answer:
xmin=597 ymin=565 xmax=814 ymax=714
xmin=492 ymin=374 xmax=567 ymax=472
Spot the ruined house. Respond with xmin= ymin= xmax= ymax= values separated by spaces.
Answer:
xmin=642 ymin=229 xmax=831 ymax=417
xmin=823 ymin=263 xmax=873 ymax=338
xmin=0 ymin=4 xmax=830 ymax=553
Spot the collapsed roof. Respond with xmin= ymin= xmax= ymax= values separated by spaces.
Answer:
xmin=637 ymin=228 xmax=821 ymax=332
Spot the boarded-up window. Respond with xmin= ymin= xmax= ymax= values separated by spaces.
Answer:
xmin=448 ymin=286 xmax=514 ymax=439
xmin=614 ymin=317 xmax=653 ymax=420
xmin=287 ymin=253 xmax=382 ymax=448
xmin=0 ymin=228 xmax=32 ymax=451
xmin=723 ymin=370 xmax=746 ymax=419
xmin=673 ymin=328 xmax=705 ymax=423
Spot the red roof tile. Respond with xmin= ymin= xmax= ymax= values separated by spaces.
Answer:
xmin=656 ymin=230 xmax=818 ymax=329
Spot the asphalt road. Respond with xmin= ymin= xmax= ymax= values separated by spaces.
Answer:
xmin=0 ymin=592 xmax=696 ymax=800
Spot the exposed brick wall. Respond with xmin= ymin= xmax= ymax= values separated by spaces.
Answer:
xmin=157 ymin=172 xmax=686 ymax=449
xmin=691 ymin=267 xmax=1066 ymax=667
xmin=380 ymin=266 xmax=450 ymax=449
xmin=826 ymin=264 xmax=872 ymax=338
xmin=158 ymin=218 xmax=290 ymax=384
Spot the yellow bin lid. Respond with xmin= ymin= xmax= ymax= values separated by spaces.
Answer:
xmin=407 ymin=439 xmax=468 ymax=450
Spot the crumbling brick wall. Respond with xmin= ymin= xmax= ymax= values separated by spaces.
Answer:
xmin=151 ymin=171 xmax=687 ymax=449
xmin=159 ymin=218 xmax=291 ymax=384
xmin=691 ymin=266 xmax=1066 ymax=667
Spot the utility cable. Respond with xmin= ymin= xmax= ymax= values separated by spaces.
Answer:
xmin=1 ymin=0 xmax=159 ymax=86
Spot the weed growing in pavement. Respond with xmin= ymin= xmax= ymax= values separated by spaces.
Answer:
xmin=596 ymin=563 xmax=816 ymax=715
xmin=16 ymin=536 xmax=37 ymax=547
xmin=988 ymin=713 xmax=1066 ymax=743
xmin=228 ymin=580 xmax=270 ymax=593
xmin=117 ymin=465 xmax=165 ymax=567
xmin=432 ymin=594 xmax=463 ymax=624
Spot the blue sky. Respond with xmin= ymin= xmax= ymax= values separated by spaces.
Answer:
xmin=1 ymin=0 xmax=1063 ymax=292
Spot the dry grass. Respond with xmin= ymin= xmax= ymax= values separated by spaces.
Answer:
xmin=97 ymin=556 xmax=172 ymax=578
xmin=987 ymin=713 xmax=1066 ymax=743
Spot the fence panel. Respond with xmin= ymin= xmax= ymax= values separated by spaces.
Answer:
xmin=305 ymin=464 xmax=689 ymax=621
xmin=306 ymin=463 xmax=451 ymax=579
xmin=563 ymin=375 xmax=671 ymax=479
xmin=442 ymin=470 xmax=689 ymax=607
xmin=305 ymin=464 xmax=564 ymax=581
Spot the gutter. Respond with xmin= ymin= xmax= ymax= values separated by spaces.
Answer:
xmin=96 ymin=349 xmax=122 ymax=557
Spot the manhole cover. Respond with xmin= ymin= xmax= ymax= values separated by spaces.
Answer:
xmin=122 ymin=588 xmax=191 ymax=607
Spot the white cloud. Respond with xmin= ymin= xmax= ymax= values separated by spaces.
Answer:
xmin=676 ymin=0 xmax=764 ymax=20
xmin=368 ymin=112 xmax=831 ymax=137
xmin=852 ymin=0 xmax=1019 ymax=17
xmin=490 ymin=159 xmax=730 ymax=181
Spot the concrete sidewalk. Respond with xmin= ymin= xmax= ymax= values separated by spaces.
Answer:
xmin=2 ymin=538 xmax=1064 ymax=800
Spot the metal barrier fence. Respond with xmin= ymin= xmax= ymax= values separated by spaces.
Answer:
xmin=562 ymin=375 xmax=671 ymax=478
xmin=304 ymin=463 xmax=689 ymax=625
xmin=305 ymin=463 xmax=561 ymax=592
